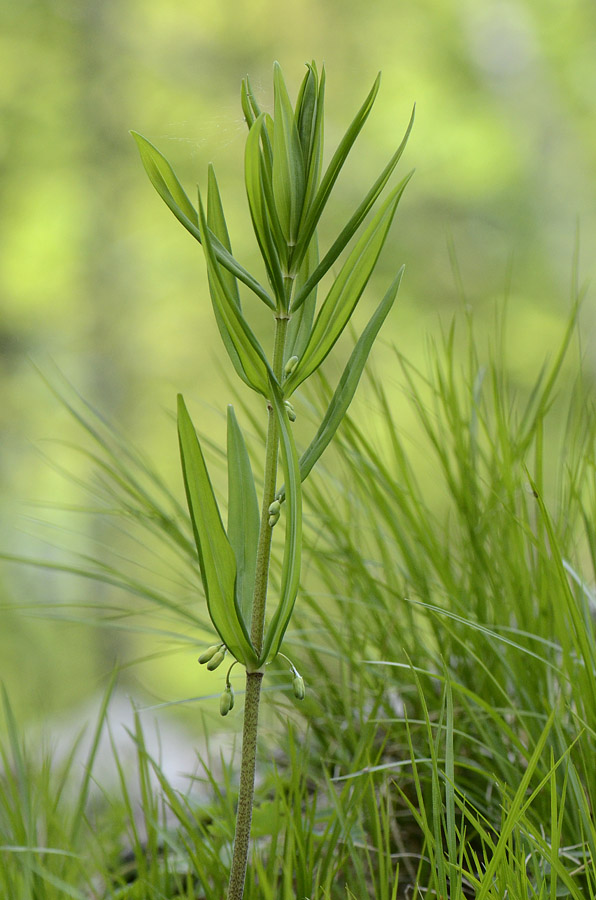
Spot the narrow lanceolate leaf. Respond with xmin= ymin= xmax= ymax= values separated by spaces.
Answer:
xmin=294 ymin=63 xmax=318 ymax=159
xmin=293 ymin=111 xmax=415 ymax=307
xmin=284 ymin=234 xmax=319 ymax=364
xmin=245 ymin=114 xmax=286 ymax=302
xmin=130 ymin=130 xmax=198 ymax=225
xmin=285 ymin=185 xmax=405 ymax=396
xmin=241 ymin=75 xmax=263 ymax=130
xmin=293 ymin=62 xmax=325 ymax=222
xmin=259 ymin=380 xmax=302 ymax=665
xmin=272 ymin=61 xmax=306 ymax=245
xmin=292 ymin=72 xmax=381 ymax=273
xmin=226 ymin=405 xmax=260 ymax=625
xmin=278 ymin=268 xmax=403 ymax=504
xmin=241 ymin=81 xmax=256 ymax=129
xmin=298 ymin=65 xmax=326 ymax=243
xmin=177 ymin=396 xmax=257 ymax=668
xmin=131 ymin=131 xmax=274 ymax=310
xmin=207 ymin=164 xmax=240 ymax=309
xmin=198 ymin=192 xmax=277 ymax=397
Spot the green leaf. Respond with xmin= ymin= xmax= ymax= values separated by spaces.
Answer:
xmin=272 ymin=61 xmax=306 ymax=245
xmin=226 ymin=405 xmax=260 ymax=625
xmin=244 ymin=114 xmax=287 ymax=303
xmin=284 ymin=234 xmax=319 ymax=364
xmin=294 ymin=63 xmax=318 ymax=158
xmin=240 ymin=75 xmax=263 ymax=130
xmin=202 ymin=166 xmax=250 ymax=417
xmin=291 ymin=72 xmax=381 ymax=273
xmin=131 ymin=130 xmax=275 ymax=310
xmin=130 ymin=129 xmax=199 ymax=225
xmin=298 ymin=65 xmax=326 ymax=243
xmin=292 ymin=110 xmax=415 ymax=309
xmin=177 ymin=396 xmax=258 ymax=668
xmin=207 ymin=164 xmax=241 ymax=309
xmin=285 ymin=184 xmax=405 ymax=395
xmin=278 ymin=268 xmax=403 ymax=503
xmin=259 ymin=380 xmax=302 ymax=665
xmin=198 ymin=192 xmax=277 ymax=396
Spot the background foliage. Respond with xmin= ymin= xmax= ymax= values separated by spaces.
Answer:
xmin=1 ymin=0 xmax=596 ymax=722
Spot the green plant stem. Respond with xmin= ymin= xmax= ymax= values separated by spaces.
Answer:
xmin=226 ymin=313 xmax=289 ymax=900
xmin=225 ymin=670 xmax=263 ymax=900
xmin=250 ymin=314 xmax=289 ymax=655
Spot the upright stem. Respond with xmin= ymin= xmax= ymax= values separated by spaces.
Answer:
xmin=225 ymin=670 xmax=263 ymax=900
xmin=226 ymin=314 xmax=289 ymax=900
xmin=250 ymin=314 xmax=289 ymax=655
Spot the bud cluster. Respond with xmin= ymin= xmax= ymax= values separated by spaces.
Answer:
xmin=268 ymin=499 xmax=281 ymax=527
xmin=198 ymin=643 xmax=226 ymax=670
xmin=220 ymin=684 xmax=235 ymax=717
xmin=284 ymin=355 xmax=299 ymax=376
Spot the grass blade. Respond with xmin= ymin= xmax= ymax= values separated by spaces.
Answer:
xmin=69 ymin=669 xmax=118 ymax=845
xmin=474 ymin=709 xmax=556 ymax=900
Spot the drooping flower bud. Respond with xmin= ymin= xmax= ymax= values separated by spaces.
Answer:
xmin=284 ymin=400 xmax=296 ymax=422
xmin=206 ymin=648 xmax=226 ymax=671
xmin=292 ymin=674 xmax=305 ymax=700
xmin=220 ymin=685 xmax=235 ymax=717
xmin=268 ymin=499 xmax=281 ymax=527
xmin=284 ymin=355 xmax=299 ymax=376
xmin=198 ymin=644 xmax=223 ymax=665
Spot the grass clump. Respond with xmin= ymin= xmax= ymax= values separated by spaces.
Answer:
xmin=3 ymin=295 xmax=595 ymax=898
xmin=291 ymin=296 xmax=596 ymax=898
xmin=2 ymin=62 xmax=595 ymax=900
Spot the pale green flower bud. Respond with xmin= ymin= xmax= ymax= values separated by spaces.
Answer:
xmin=268 ymin=499 xmax=281 ymax=527
xmin=284 ymin=401 xmax=296 ymax=422
xmin=198 ymin=644 xmax=223 ymax=665
xmin=292 ymin=674 xmax=305 ymax=700
xmin=206 ymin=648 xmax=226 ymax=671
xmin=220 ymin=685 xmax=234 ymax=717
xmin=284 ymin=355 xmax=299 ymax=376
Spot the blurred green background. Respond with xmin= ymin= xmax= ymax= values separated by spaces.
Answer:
xmin=1 ymin=0 xmax=596 ymax=725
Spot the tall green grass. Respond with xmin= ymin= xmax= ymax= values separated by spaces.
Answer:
xmin=2 ymin=296 xmax=595 ymax=898
xmin=289 ymin=296 xmax=596 ymax=897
